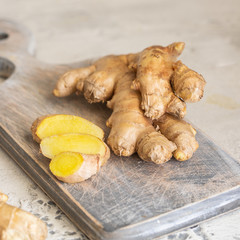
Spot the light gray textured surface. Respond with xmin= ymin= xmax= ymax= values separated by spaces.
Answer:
xmin=0 ymin=0 xmax=239 ymax=239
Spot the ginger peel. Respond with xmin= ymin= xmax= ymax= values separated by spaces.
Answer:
xmin=53 ymin=65 xmax=96 ymax=97
xmin=171 ymin=61 xmax=206 ymax=102
xmin=54 ymin=55 xmax=131 ymax=103
xmin=130 ymin=43 xmax=187 ymax=120
xmin=154 ymin=114 xmax=199 ymax=161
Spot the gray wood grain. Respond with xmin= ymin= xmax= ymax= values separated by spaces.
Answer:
xmin=0 ymin=20 xmax=240 ymax=240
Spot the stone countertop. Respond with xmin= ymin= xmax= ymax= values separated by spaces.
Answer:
xmin=0 ymin=0 xmax=239 ymax=239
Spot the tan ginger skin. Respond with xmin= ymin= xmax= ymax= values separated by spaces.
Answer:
xmin=171 ymin=60 xmax=206 ymax=103
xmin=130 ymin=42 xmax=187 ymax=120
xmin=0 ymin=192 xmax=47 ymax=240
xmin=54 ymin=54 xmax=137 ymax=103
xmin=154 ymin=114 xmax=199 ymax=161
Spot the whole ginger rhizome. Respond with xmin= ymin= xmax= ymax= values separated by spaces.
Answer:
xmin=53 ymin=42 xmax=205 ymax=164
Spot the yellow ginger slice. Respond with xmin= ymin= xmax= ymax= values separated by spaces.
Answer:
xmin=50 ymin=152 xmax=102 ymax=183
xmin=31 ymin=114 xmax=104 ymax=143
xmin=40 ymin=133 xmax=110 ymax=164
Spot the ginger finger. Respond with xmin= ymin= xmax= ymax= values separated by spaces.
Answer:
xmin=54 ymin=54 xmax=139 ymax=104
xmin=77 ymin=55 xmax=131 ymax=103
xmin=53 ymin=65 xmax=95 ymax=97
xmin=131 ymin=42 xmax=186 ymax=120
xmin=107 ymin=70 xmax=176 ymax=164
xmin=40 ymin=133 xmax=110 ymax=165
xmin=154 ymin=114 xmax=199 ymax=161
xmin=0 ymin=193 xmax=47 ymax=240
xmin=49 ymin=152 xmax=101 ymax=183
xmin=171 ymin=60 xmax=206 ymax=102
xmin=166 ymin=95 xmax=186 ymax=118
xmin=76 ymin=54 xmax=138 ymax=103
xmin=31 ymin=114 xmax=104 ymax=143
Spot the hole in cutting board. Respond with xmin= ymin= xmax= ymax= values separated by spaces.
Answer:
xmin=0 ymin=32 xmax=9 ymax=40
xmin=0 ymin=57 xmax=15 ymax=83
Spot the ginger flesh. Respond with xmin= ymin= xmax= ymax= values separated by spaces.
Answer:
xmin=0 ymin=192 xmax=47 ymax=240
xmin=40 ymin=133 xmax=110 ymax=164
xmin=50 ymin=152 xmax=101 ymax=183
xmin=31 ymin=114 xmax=104 ymax=143
xmin=50 ymin=151 xmax=84 ymax=177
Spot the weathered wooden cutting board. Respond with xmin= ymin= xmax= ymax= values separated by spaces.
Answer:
xmin=0 ymin=20 xmax=240 ymax=240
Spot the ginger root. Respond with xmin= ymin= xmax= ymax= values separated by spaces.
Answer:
xmin=0 ymin=192 xmax=47 ymax=240
xmin=106 ymin=68 xmax=176 ymax=164
xmin=154 ymin=114 xmax=199 ymax=161
xmin=40 ymin=133 xmax=110 ymax=165
xmin=171 ymin=60 xmax=206 ymax=102
xmin=130 ymin=42 xmax=186 ymax=120
xmin=31 ymin=114 xmax=104 ymax=143
xmin=49 ymin=152 xmax=102 ymax=183
xmin=53 ymin=43 xmax=206 ymax=121
xmin=53 ymin=43 xmax=206 ymax=163
xmin=53 ymin=65 xmax=96 ymax=97
xmin=54 ymin=55 xmax=131 ymax=103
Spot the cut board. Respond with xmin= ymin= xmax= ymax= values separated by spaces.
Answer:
xmin=0 ymin=20 xmax=240 ymax=240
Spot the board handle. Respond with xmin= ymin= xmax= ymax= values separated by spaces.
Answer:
xmin=0 ymin=19 xmax=35 ymax=55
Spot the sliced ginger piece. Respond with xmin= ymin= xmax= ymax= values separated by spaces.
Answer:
xmin=40 ymin=133 xmax=110 ymax=164
xmin=31 ymin=114 xmax=104 ymax=143
xmin=50 ymin=152 xmax=102 ymax=183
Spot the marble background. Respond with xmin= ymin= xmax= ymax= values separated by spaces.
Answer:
xmin=0 ymin=0 xmax=239 ymax=239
